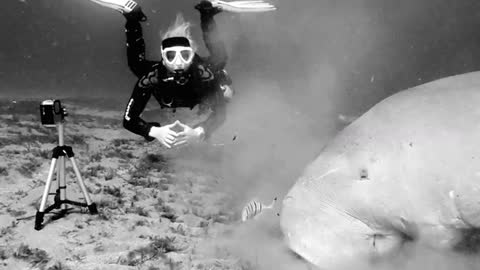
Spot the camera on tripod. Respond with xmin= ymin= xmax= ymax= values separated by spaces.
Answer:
xmin=40 ymin=99 xmax=68 ymax=127
xmin=35 ymin=98 xmax=97 ymax=230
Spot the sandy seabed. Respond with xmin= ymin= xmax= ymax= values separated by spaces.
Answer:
xmin=0 ymin=97 xmax=305 ymax=270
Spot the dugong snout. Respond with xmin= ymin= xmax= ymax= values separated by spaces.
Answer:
xmin=281 ymin=179 xmax=407 ymax=269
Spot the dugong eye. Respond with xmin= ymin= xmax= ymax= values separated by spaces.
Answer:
xmin=359 ymin=168 xmax=369 ymax=180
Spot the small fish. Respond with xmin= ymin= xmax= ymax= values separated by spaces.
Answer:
xmin=241 ymin=197 xmax=277 ymax=222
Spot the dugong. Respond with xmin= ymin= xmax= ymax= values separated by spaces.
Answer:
xmin=281 ymin=71 xmax=480 ymax=269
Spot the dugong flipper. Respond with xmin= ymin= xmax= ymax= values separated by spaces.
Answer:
xmin=281 ymin=71 xmax=480 ymax=269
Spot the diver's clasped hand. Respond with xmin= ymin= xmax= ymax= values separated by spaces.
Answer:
xmin=148 ymin=121 xmax=204 ymax=149
xmin=148 ymin=122 xmax=179 ymax=149
xmin=173 ymin=123 xmax=205 ymax=147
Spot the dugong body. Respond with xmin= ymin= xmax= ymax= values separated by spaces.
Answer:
xmin=281 ymin=71 xmax=480 ymax=268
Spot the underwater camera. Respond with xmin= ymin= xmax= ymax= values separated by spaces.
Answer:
xmin=40 ymin=99 xmax=68 ymax=127
xmin=35 ymin=99 xmax=98 ymax=230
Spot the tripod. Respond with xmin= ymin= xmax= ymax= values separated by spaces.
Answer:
xmin=35 ymin=122 xmax=97 ymax=230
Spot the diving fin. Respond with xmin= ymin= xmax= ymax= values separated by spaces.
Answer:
xmin=88 ymin=0 xmax=138 ymax=13
xmin=211 ymin=0 xmax=276 ymax=13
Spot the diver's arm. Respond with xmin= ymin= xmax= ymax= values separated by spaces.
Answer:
xmin=196 ymin=1 xmax=228 ymax=71
xmin=123 ymin=72 xmax=159 ymax=141
xmin=124 ymin=6 xmax=156 ymax=78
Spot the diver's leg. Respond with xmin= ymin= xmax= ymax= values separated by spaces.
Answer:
xmin=90 ymin=0 xmax=150 ymax=76
xmin=195 ymin=1 xmax=227 ymax=71
xmin=123 ymin=6 xmax=152 ymax=77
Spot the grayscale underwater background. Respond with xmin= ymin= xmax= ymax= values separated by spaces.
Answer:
xmin=2 ymin=0 xmax=480 ymax=269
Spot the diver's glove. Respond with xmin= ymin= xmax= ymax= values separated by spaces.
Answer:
xmin=195 ymin=0 xmax=222 ymax=16
xmin=173 ymin=122 xmax=205 ymax=147
xmin=148 ymin=121 xmax=180 ymax=148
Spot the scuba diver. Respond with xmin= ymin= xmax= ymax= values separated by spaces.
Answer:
xmin=89 ymin=0 xmax=275 ymax=148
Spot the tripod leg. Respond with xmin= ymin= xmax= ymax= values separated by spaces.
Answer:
xmin=69 ymin=157 xmax=97 ymax=214
xmin=35 ymin=158 xmax=58 ymax=230
xmin=58 ymin=156 xmax=67 ymax=211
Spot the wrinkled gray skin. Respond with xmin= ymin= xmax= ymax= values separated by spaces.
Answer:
xmin=281 ymin=71 xmax=480 ymax=269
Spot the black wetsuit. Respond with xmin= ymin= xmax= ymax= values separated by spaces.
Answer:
xmin=122 ymin=7 xmax=231 ymax=141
